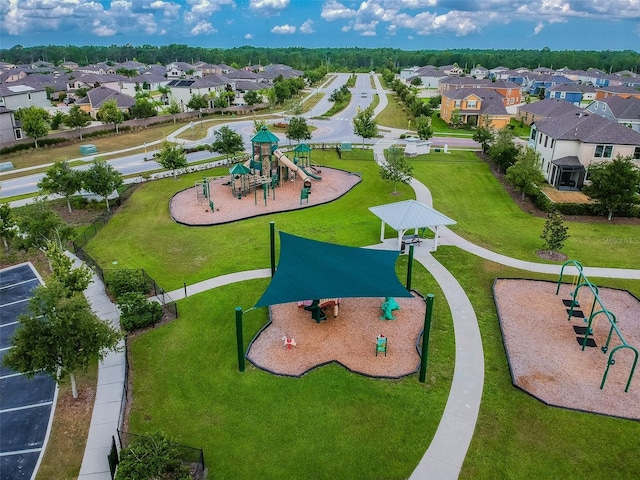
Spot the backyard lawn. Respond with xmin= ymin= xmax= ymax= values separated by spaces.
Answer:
xmin=84 ymin=148 xmax=640 ymax=478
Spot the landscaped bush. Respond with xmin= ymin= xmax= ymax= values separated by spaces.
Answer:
xmin=528 ymin=188 xmax=552 ymax=212
xmin=117 ymin=292 xmax=162 ymax=332
xmin=106 ymin=269 xmax=149 ymax=298
xmin=116 ymin=432 xmax=190 ymax=480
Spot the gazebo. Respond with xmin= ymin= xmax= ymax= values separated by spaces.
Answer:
xmin=293 ymin=143 xmax=312 ymax=168
xmin=369 ymin=200 xmax=456 ymax=251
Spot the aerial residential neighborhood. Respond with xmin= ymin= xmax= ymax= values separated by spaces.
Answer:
xmin=1 ymin=36 xmax=639 ymax=480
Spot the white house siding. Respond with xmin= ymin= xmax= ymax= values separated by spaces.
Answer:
xmin=1 ymin=89 xmax=49 ymax=110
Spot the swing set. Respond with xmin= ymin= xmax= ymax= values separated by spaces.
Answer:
xmin=556 ymin=259 xmax=638 ymax=392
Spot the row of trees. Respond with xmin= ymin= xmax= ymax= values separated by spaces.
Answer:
xmin=37 ymin=159 xmax=123 ymax=212
xmin=3 ymin=44 xmax=638 ymax=74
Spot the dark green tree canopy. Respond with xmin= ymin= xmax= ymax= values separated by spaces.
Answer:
xmin=63 ymin=105 xmax=92 ymax=139
xmin=209 ymin=126 xmax=245 ymax=161
xmin=82 ymin=159 xmax=124 ymax=211
xmin=353 ymin=106 xmax=378 ymax=147
xmin=156 ymin=141 xmax=188 ymax=179
xmin=286 ymin=116 xmax=312 ymax=144
xmin=583 ymin=155 xmax=640 ymax=220
xmin=38 ymin=161 xmax=84 ymax=212
xmin=380 ymin=146 xmax=413 ymax=194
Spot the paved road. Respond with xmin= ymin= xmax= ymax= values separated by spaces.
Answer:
xmin=0 ymin=73 xmax=480 ymax=200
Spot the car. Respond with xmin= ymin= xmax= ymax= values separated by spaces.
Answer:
xmin=361 ymin=92 xmax=367 ymax=98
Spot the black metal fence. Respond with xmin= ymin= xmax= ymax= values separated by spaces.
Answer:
xmin=116 ymin=430 xmax=206 ymax=480
xmin=71 ymin=183 xmax=178 ymax=320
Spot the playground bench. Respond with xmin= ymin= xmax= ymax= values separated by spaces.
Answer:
xmin=402 ymin=234 xmax=421 ymax=245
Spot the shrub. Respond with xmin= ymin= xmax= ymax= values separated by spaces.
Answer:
xmin=117 ymin=292 xmax=162 ymax=332
xmin=116 ymin=432 xmax=190 ymax=480
xmin=528 ymin=188 xmax=552 ymax=212
xmin=106 ymin=269 xmax=149 ymax=298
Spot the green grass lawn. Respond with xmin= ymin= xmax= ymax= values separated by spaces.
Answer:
xmin=434 ymin=248 xmax=640 ymax=479
xmin=126 ymin=255 xmax=454 ymax=479
xmin=84 ymin=147 xmax=640 ymax=479
xmin=410 ymin=151 xmax=640 ymax=269
xmin=375 ymin=94 xmax=410 ymax=129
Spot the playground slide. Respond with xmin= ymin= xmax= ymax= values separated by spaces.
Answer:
xmin=273 ymin=149 xmax=312 ymax=183
xmin=300 ymin=165 xmax=322 ymax=180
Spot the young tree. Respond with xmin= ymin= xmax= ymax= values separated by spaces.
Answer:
xmin=414 ymin=115 xmax=433 ymax=141
xmin=472 ymin=126 xmax=495 ymax=154
xmin=380 ymin=146 xmax=413 ymax=194
xmin=38 ymin=161 xmax=84 ymax=213
xmin=130 ymin=97 xmax=156 ymax=121
xmin=505 ymin=147 xmax=546 ymax=200
xmin=97 ymin=99 xmax=125 ymax=133
xmin=541 ymin=209 xmax=569 ymax=255
xmin=63 ymin=104 xmax=92 ymax=139
xmin=253 ymin=119 xmax=268 ymax=134
xmin=164 ymin=99 xmax=181 ymax=122
xmin=450 ymin=108 xmax=462 ymax=128
xmin=286 ymin=116 xmax=311 ymax=144
xmin=186 ymin=93 xmax=209 ymax=114
xmin=18 ymin=106 xmax=50 ymax=148
xmin=209 ymin=126 xmax=245 ymax=162
xmin=15 ymin=198 xmax=75 ymax=251
xmin=156 ymin=141 xmax=187 ymax=180
xmin=2 ymin=279 xmax=121 ymax=398
xmin=353 ymin=106 xmax=378 ymax=148
xmin=45 ymin=241 xmax=93 ymax=295
xmin=82 ymin=159 xmax=123 ymax=211
xmin=0 ymin=203 xmax=17 ymax=252
xmin=488 ymin=126 xmax=520 ymax=172
xmin=410 ymin=77 xmax=423 ymax=86
xmin=583 ymin=155 xmax=640 ymax=220
xmin=243 ymin=89 xmax=262 ymax=112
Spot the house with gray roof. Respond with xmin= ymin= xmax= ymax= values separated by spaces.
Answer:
xmin=0 ymin=106 xmax=24 ymax=145
xmin=75 ymin=86 xmax=136 ymax=118
xmin=405 ymin=65 xmax=447 ymax=88
xmin=585 ymin=96 xmax=640 ymax=132
xmin=516 ymin=98 xmax=582 ymax=125
xmin=546 ymin=83 xmax=596 ymax=105
xmin=595 ymin=85 xmax=640 ymax=100
xmin=0 ymin=84 xmax=49 ymax=110
xmin=529 ymin=111 xmax=640 ymax=190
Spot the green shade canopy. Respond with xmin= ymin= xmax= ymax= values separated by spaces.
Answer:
xmin=229 ymin=163 xmax=251 ymax=175
xmin=250 ymin=125 xmax=279 ymax=144
xmin=293 ymin=143 xmax=312 ymax=153
xmin=254 ymin=232 xmax=412 ymax=308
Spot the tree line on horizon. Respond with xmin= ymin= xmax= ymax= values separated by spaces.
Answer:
xmin=2 ymin=44 xmax=639 ymax=74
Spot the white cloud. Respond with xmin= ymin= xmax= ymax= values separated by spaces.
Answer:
xmin=300 ymin=19 xmax=315 ymax=34
xmin=245 ymin=33 xmax=254 ymax=39
xmin=249 ymin=0 xmax=289 ymax=16
xmin=271 ymin=24 xmax=296 ymax=34
xmin=533 ymin=21 xmax=544 ymax=34
xmin=190 ymin=20 xmax=217 ymax=35
xmin=321 ymin=0 xmax=357 ymax=21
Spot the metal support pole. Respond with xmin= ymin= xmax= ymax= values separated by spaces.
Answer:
xmin=183 ymin=282 xmax=187 ymax=298
xmin=419 ymin=294 xmax=434 ymax=383
xmin=235 ymin=307 xmax=245 ymax=372
xmin=406 ymin=244 xmax=414 ymax=291
xmin=270 ymin=221 xmax=276 ymax=277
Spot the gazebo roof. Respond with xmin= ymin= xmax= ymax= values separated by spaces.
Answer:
xmin=369 ymin=200 xmax=456 ymax=230
xmin=229 ymin=163 xmax=251 ymax=175
xmin=293 ymin=143 xmax=312 ymax=152
xmin=251 ymin=125 xmax=279 ymax=144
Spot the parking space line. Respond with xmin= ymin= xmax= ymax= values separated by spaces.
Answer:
xmin=0 ymin=447 xmax=42 ymax=457
xmin=0 ymin=401 xmax=54 ymax=414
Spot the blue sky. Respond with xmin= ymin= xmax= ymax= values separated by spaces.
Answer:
xmin=2 ymin=0 xmax=640 ymax=51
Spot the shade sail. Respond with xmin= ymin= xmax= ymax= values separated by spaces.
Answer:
xmin=254 ymin=232 xmax=412 ymax=308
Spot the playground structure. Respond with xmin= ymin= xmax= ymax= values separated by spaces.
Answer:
xmin=195 ymin=176 xmax=214 ymax=212
xmin=228 ymin=126 xmax=322 ymax=205
xmin=556 ymin=260 xmax=638 ymax=393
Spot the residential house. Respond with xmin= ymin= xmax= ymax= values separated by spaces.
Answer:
xmin=585 ymin=96 xmax=640 ymax=132
xmin=192 ymin=62 xmax=219 ymax=76
xmin=489 ymin=66 xmax=510 ymax=81
xmin=120 ymin=72 xmax=170 ymax=97
xmin=0 ymin=84 xmax=49 ymax=110
xmin=67 ymin=73 xmax=128 ymax=93
xmin=516 ymin=98 xmax=582 ymax=125
xmin=59 ymin=61 xmax=79 ymax=70
xmin=166 ymin=62 xmax=201 ymax=79
xmin=440 ymin=64 xmax=464 ymax=76
xmin=439 ymin=78 xmax=522 ymax=106
xmin=546 ymin=84 xmax=596 ymax=105
xmin=0 ymin=106 xmax=24 ymax=144
xmin=165 ymin=75 xmax=235 ymax=110
xmin=75 ymin=86 xmax=136 ymax=118
xmin=595 ymin=85 xmax=640 ymax=100
xmin=400 ymin=66 xmax=420 ymax=81
xmin=524 ymin=74 xmax=574 ymax=95
xmin=406 ymin=65 xmax=447 ymax=88
xmin=470 ymin=65 xmax=489 ymax=79
xmin=529 ymin=111 xmax=640 ymax=190
xmin=77 ymin=63 xmax=116 ymax=75
xmin=114 ymin=60 xmax=147 ymax=73
xmin=440 ymin=88 xmax=511 ymax=129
